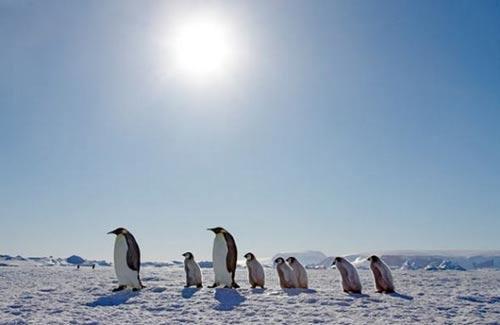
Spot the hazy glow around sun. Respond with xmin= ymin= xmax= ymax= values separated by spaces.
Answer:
xmin=171 ymin=15 xmax=235 ymax=82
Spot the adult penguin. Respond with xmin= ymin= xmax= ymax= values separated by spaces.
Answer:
xmin=107 ymin=227 xmax=144 ymax=291
xmin=207 ymin=227 xmax=239 ymax=288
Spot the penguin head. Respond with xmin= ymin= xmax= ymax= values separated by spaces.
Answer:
xmin=367 ymin=255 xmax=379 ymax=262
xmin=182 ymin=252 xmax=193 ymax=259
xmin=274 ymin=257 xmax=285 ymax=265
xmin=332 ymin=256 xmax=342 ymax=266
xmin=207 ymin=227 xmax=226 ymax=234
xmin=286 ymin=256 xmax=296 ymax=264
xmin=244 ymin=252 xmax=255 ymax=261
xmin=107 ymin=227 xmax=127 ymax=235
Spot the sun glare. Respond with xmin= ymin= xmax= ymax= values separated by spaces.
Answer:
xmin=172 ymin=16 xmax=235 ymax=83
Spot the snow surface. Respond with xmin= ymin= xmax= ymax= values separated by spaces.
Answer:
xmin=1 ymin=265 xmax=499 ymax=324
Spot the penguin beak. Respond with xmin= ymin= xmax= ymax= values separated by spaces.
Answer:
xmin=331 ymin=260 xmax=336 ymax=266
xmin=207 ymin=228 xmax=215 ymax=233
xmin=107 ymin=230 xmax=114 ymax=235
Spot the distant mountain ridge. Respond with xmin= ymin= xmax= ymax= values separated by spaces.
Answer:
xmin=269 ymin=251 xmax=327 ymax=266
xmin=0 ymin=254 xmax=212 ymax=268
xmin=0 ymin=255 xmax=110 ymax=267
xmin=308 ymin=251 xmax=500 ymax=271
xmin=2 ymin=250 xmax=500 ymax=270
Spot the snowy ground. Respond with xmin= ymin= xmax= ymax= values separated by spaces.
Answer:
xmin=1 ymin=266 xmax=499 ymax=324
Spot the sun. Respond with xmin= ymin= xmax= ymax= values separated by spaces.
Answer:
xmin=171 ymin=15 xmax=235 ymax=83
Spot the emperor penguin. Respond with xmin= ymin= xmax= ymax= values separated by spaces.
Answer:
xmin=368 ymin=255 xmax=395 ymax=293
xmin=207 ymin=227 xmax=239 ymax=288
xmin=332 ymin=257 xmax=362 ymax=294
xmin=182 ymin=252 xmax=203 ymax=288
xmin=286 ymin=257 xmax=308 ymax=289
xmin=274 ymin=257 xmax=298 ymax=289
xmin=107 ymin=227 xmax=144 ymax=291
xmin=244 ymin=252 xmax=265 ymax=289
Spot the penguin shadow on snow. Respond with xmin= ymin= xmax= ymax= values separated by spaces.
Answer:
xmin=181 ymin=287 xmax=201 ymax=299
xmin=387 ymin=292 xmax=414 ymax=301
xmin=284 ymin=288 xmax=317 ymax=296
xmin=87 ymin=290 xmax=139 ymax=307
xmin=213 ymin=288 xmax=246 ymax=311
xmin=347 ymin=292 xmax=370 ymax=299
xmin=250 ymin=288 xmax=266 ymax=294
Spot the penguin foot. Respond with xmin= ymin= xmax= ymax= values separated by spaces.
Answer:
xmin=232 ymin=283 xmax=240 ymax=289
xmin=196 ymin=284 xmax=203 ymax=288
xmin=112 ymin=285 xmax=126 ymax=292
xmin=132 ymin=288 xmax=141 ymax=292
xmin=208 ymin=283 xmax=218 ymax=288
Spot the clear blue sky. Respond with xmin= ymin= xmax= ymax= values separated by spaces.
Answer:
xmin=1 ymin=0 xmax=499 ymax=261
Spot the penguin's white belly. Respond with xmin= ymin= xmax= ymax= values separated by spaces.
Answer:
xmin=213 ymin=235 xmax=232 ymax=287
xmin=114 ymin=235 xmax=140 ymax=288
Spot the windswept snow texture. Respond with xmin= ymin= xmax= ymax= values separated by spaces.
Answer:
xmin=1 ymin=266 xmax=499 ymax=324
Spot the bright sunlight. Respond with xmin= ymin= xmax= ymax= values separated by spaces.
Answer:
xmin=171 ymin=15 xmax=235 ymax=83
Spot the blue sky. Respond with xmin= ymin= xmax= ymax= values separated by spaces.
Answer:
xmin=1 ymin=0 xmax=499 ymax=260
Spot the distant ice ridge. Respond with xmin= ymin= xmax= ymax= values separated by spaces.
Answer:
xmin=0 ymin=255 xmax=111 ymax=267
xmin=424 ymin=260 xmax=466 ymax=271
xmin=2 ymin=250 xmax=499 ymax=270
xmin=273 ymin=250 xmax=500 ymax=271
xmin=269 ymin=251 xmax=328 ymax=267
xmin=0 ymin=254 xmax=211 ymax=268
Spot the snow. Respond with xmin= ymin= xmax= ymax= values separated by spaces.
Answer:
xmin=1 ymin=265 xmax=499 ymax=324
